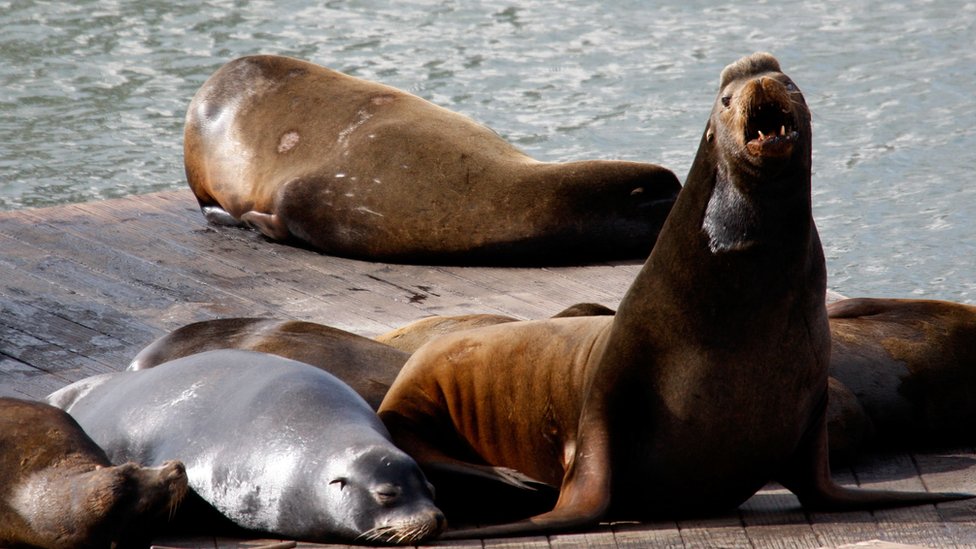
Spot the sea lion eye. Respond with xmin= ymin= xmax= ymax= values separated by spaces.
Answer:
xmin=721 ymin=95 xmax=732 ymax=108
xmin=330 ymin=478 xmax=348 ymax=490
xmin=785 ymin=81 xmax=798 ymax=92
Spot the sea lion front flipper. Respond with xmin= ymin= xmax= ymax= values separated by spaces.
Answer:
xmin=241 ymin=210 xmax=290 ymax=241
xmin=776 ymin=401 xmax=972 ymax=509
xmin=440 ymin=407 xmax=612 ymax=539
xmin=201 ymin=205 xmax=242 ymax=227
xmin=423 ymin=461 xmax=552 ymax=492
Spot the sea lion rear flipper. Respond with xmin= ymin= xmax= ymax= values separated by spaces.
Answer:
xmin=777 ymin=404 xmax=973 ymax=510
xmin=241 ymin=211 xmax=290 ymax=241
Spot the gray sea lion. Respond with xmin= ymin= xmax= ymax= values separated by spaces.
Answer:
xmin=376 ymin=53 xmax=968 ymax=538
xmin=0 ymin=397 xmax=187 ymax=549
xmin=127 ymin=317 xmax=408 ymax=409
xmin=48 ymin=350 xmax=445 ymax=544
xmin=184 ymin=54 xmax=681 ymax=264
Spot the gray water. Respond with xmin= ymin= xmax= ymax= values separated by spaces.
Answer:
xmin=1 ymin=1 xmax=974 ymax=302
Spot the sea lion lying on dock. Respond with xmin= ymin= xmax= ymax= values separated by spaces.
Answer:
xmin=0 ymin=397 xmax=187 ymax=549
xmin=184 ymin=54 xmax=680 ymax=265
xmin=49 ymin=350 xmax=445 ymax=545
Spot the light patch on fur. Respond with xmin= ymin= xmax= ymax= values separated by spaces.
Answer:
xmin=338 ymin=109 xmax=373 ymax=146
xmin=11 ymin=472 xmax=65 ymax=532
xmin=277 ymin=131 xmax=300 ymax=153
xmin=189 ymin=449 xmax=300 ymax=533
xmin=702 ymin=172 xmax=759 ymax=254
xmin=166 ymin=380 xmax=205 ymax=408
xmin=356 ymin=206 xmax=384 ymax=217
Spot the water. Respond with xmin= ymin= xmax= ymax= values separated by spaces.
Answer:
xmin=1 ymin=0 xmax=974 ymax=302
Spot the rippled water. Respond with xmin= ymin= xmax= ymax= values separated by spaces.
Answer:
xmin=1 ymin=0 xmax=974 ymax=301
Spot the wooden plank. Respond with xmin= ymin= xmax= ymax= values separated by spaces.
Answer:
xmin=612 ymin=521 xmax=684 ymax=548
xmin=912 ymin=451 xmax=976 ymax=545
xmin=852 ymin=453 xmax=956 ymax=547
xmin=675 ymin=510 xmax=750 ymax=548
xmin=0 ymin=355 xmax=64 ymax=399
xmin=740 ymin=486 xmax=822 ymax=548
xmin=482 ymin=535 xmax=551 ymax=549
xmin=550 ymin=527 xmax=617 ymax=549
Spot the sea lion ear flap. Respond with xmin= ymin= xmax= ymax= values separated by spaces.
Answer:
xmin=719 ymin=52 xmax=782 ymax=88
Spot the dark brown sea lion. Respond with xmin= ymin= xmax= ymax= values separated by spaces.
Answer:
xmin=0 ymin=397 xmax=187 ymax=549
xmin=127 ymin=317 xmax=408 ymax=409
xmin=827 ymin=297 xmax=976 ymax=453
xmin=183 ymin=54 xmax=681 ymax=265
xmin=377 ymin=53 xmax=968 ymax=538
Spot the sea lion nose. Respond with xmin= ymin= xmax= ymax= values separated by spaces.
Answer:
xmin=433 ymin=509 xmax=447 ymax=534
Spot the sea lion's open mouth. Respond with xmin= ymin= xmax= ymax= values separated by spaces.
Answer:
xmin=744 ymin=101 xmax=797 ymax=158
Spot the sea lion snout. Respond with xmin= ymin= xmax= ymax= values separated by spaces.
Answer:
xmin=738 ymin=76 xmax=799 ymax=158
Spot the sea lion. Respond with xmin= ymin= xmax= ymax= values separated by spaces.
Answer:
xmin=827 ymin=297 xmax=976 ymax=452
xmin=377 ymin=53 xmax=968 ymax=538
xmin=49 ymin=350 xmax=445 ymax=544
xmin=376 ymin=303 xmax=614 ymax=353
xmin=183 ymin=54 xmax=681 ymax=265
xmin=127 ymin=317 xmax=408 ymax=409
xmin=0 ymin=397 xmax=187 ymax=549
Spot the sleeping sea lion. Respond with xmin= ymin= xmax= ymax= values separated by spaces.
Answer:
xmin=0 ymin=397 xmax=187 ymax=549
xmin=127 ymin=317 xmax=407 ymax=409
xmin=184 ymin=54 xmax=681 ymax=265
xmin=49 ymin=350 xmax=445 ymax=545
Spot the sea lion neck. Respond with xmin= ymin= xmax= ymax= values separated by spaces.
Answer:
xmin=606 ymin=52 xmax=823 ymax=348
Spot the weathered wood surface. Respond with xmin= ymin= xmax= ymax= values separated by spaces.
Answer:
xmin=1 ymin=190 xmax=974 ymax=548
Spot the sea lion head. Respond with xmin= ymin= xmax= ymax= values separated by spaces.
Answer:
xmin=98 ymin=460 xmax=188 ymax=546
xmin=697 ymin=53 xmax=814 ymax=253
xmin=317 ymin=445 xmax=445 ymax=544
xmin=24 ymin=459 xmax=189 ymax=549
xmin=706 ymin=52 xmax=811 ymax=177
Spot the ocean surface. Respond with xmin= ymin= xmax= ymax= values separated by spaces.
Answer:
xmin=1 ymin=0 xmax=973 ymax=302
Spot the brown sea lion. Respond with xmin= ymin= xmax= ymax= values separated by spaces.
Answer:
xmin=127 ymin=318 xmax=408 ymax=409
xmin=827 ymin=297 xmax=976 ymax=452
xmin=375 ymin=313 xmax=518 ymax=354
xmin=377 ymin=53 xmax=968 ymax=538
xmin=375 ymin=303 xmax=609 ymax=354
xmin=0 ymin=397 xmax=188 ymax=549
xmin=183 ymin=54 xmax=681 ymax=265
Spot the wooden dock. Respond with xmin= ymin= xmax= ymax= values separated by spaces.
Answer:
xmin=1 ymin=190 xmax=974 ymax=548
